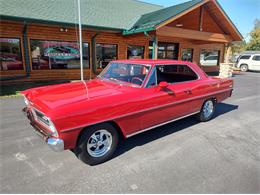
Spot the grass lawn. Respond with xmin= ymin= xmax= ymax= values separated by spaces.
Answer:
xmin=0 ymin=80 xmax=71 ymax=98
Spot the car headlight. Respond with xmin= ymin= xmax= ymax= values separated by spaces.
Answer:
xmin=32 ymin=108 xmax=58 ymax=137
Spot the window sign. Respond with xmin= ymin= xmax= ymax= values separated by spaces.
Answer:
xmin=30 ymin=40 xmax=89 ymax=70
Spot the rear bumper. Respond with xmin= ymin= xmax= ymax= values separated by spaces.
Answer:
xmin=23 ymin=107 xmax=64 ymax=152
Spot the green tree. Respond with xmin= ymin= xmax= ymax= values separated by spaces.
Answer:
xmin=231 ymin=41 xmax=246 ymax=54
xmin=246 ymin=19 xmax=260 ymax=51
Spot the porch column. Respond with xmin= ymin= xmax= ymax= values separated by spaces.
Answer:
xmin=224 ymin=43 xmax=232 ymax=63
xmin=152 ymin=36 xmax=158 ymax=59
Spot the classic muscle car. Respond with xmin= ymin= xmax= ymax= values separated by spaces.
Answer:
xmin=22 ymin=60 xmax=233 ymax=165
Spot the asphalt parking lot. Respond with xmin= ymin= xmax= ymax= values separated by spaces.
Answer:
xmin=0 ymin=72 xmax=260 ymax=193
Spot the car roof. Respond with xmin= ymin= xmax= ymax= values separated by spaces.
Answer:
xmin=110 ymin=59 xmax=208 ymax=79
xmin=112 ymin=59 xmax=193 ymax=65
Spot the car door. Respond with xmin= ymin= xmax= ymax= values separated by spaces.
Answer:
xmin=251 ymin=55 xmax=260 ymax=71
xmin=138 ymin=64 xmax=203 ymax=131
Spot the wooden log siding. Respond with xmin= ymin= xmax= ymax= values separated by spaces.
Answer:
xmin=0 ymin=20 xmax=150 ymax=81
xmin=1 ymin=20 xmax=225 ymax=82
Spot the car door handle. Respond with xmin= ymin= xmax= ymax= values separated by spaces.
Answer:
xmin=184 ymin=89 xmax=192 ymax=94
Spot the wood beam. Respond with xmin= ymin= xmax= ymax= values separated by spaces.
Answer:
xmin=199 ymin=5 xmax=204 ymax=31
xmin=156 ymin=0 xmax=210 ymax=30
xmin=156 ymin=26 xmax=232 ymax=43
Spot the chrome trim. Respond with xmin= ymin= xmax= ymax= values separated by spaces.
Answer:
xmin=60 ymin=88 xmax=232 ymax=133
xmin=144 ymin=66 xmax=157 ymax=88
xmin=47 ymin=138 xmax=64 ymax=152
xmin=126 ymin=111 xmax=200 ymax=138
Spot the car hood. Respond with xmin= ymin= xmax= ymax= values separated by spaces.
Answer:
xmin=22 ymin=79 xmax=124 ymax=113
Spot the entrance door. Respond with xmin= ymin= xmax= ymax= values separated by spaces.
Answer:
xmin=158 ymin=42 xmax=179 ymax=60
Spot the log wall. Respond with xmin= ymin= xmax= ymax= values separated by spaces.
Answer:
xmin=1 ymin=20 xmax=225 ymax=83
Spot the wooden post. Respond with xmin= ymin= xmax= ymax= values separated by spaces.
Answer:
xmin=199 ymin=5 xmax=204 ymax=31
xmin=152 ymin=36 xmax=158 ymax=59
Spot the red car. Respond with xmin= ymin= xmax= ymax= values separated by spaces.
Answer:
xmin=22 ymin=60 xmax=233 ymax=165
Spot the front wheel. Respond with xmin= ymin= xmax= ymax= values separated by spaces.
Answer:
xmin=196 ymin=99 xmax=215 ymax=122
xmin=240 ymin=64 xmax=248 ymax=72
xmin=75 ymin=123 xmax=119 ymax=165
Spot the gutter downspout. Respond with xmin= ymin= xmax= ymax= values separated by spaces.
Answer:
xmin=1 ymin=21 xmax=30 ymax=81
xmin=91 ymin=33 xmax=99 ymax=75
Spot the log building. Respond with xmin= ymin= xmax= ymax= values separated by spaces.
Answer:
xmin=0 ymin=0 xmax=243 ymax=82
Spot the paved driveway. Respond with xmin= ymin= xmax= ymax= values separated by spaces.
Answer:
xmin=0 ymin=72 xmax=260 ymax=193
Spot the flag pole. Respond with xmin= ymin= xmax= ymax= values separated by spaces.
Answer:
xmin=77 ymin=0 xmax=84 ymax=81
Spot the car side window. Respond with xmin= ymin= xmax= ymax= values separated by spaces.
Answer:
xmin=239 ymin=55 xmax=251 ymax=60
xmin=252 ymin=55 xmax=260 ymax=61
xmin=156 ymin=64 xmax=198 ymax=84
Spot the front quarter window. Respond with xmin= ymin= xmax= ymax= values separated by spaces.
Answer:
xmin=99 ymin=62 xmax=150 ymax=86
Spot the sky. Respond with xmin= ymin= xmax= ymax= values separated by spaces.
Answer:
xmin=141 ymin=0 xmax=260 ymax=41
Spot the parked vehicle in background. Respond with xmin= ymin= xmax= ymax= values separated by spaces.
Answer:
xmin=236 ymin=51 xmax=260 ymax=72
xmin=22 ymin=60 xmax=234 ymax=165
xmin=200 ymin=55 xmax=218 ymax=66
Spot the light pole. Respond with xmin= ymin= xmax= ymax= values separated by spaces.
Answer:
xmin=77 ymin=0 xmax=84 ymax=81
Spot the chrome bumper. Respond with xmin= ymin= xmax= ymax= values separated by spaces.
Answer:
xmin=47 ymin=138 xmax=64 ymax=152
xmin=23 ymin=107 xmax=64 ymax=152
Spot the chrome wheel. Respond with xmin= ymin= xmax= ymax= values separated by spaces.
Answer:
xmin=203 ymin=100 xmax=214 ymax=119
xmin=87 ymin=129 xmax=112 ymax=158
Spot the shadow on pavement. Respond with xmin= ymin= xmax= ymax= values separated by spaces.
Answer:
xmin=114 ymin=102 xmax=238 ymax=158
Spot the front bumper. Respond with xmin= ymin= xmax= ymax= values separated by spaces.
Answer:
xmin=23 ymin=107 xmax=64 ymax=152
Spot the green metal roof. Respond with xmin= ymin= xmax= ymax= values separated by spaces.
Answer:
xmin=0 ymin=0 xmax=242 ymax=40
xmin=123 ymin=0 xmax=203 ymax=35
xmin=0 ymin=0 xmax=162 ymax=30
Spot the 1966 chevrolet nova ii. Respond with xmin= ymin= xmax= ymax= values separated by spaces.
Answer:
xmin=22 ymin=60 xmax=233 ymax=165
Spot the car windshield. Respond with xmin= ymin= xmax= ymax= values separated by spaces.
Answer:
xmin=99 ymin=62 xmax=151 ymax=86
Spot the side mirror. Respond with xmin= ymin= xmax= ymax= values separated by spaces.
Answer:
xmin=159 ymin=81 xmax=169 ymax=88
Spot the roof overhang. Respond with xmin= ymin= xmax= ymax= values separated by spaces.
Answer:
xmin=123 ymin=0 xmax=243 ymax=42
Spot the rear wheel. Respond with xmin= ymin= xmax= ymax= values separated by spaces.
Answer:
xmin=240 ymin=64 xmax=248 ymax=72
xmin=196 ymin=99 xmax=215 ymax=122
xmin=75 ymin=123 xmax=119 ymax=165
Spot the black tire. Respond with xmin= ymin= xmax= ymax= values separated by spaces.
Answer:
xmin=75 ymin=123 xmax=119 ymax=165
xmin=196 ymin=99 xmax=215 ymax=122
xmin=240 ymin=64 xmax=248 ymax=72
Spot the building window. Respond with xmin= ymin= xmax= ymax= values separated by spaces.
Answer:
xmin=96 ymin=43 xmax=117 ymax=69
xmin=0 ymin=38 xmax=23 ymax=70
xmin=200 ymin=49 xmax=220 ymax=66
xmin=127 ymin=45 xmax=144 ymax=59
xmin=30 ymin=40 xmax=89 ymax=70
xmin=181 ymin=48 xmax=193 ymax=62
xmin=158 ymin=42 xmax=179 ymax=60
